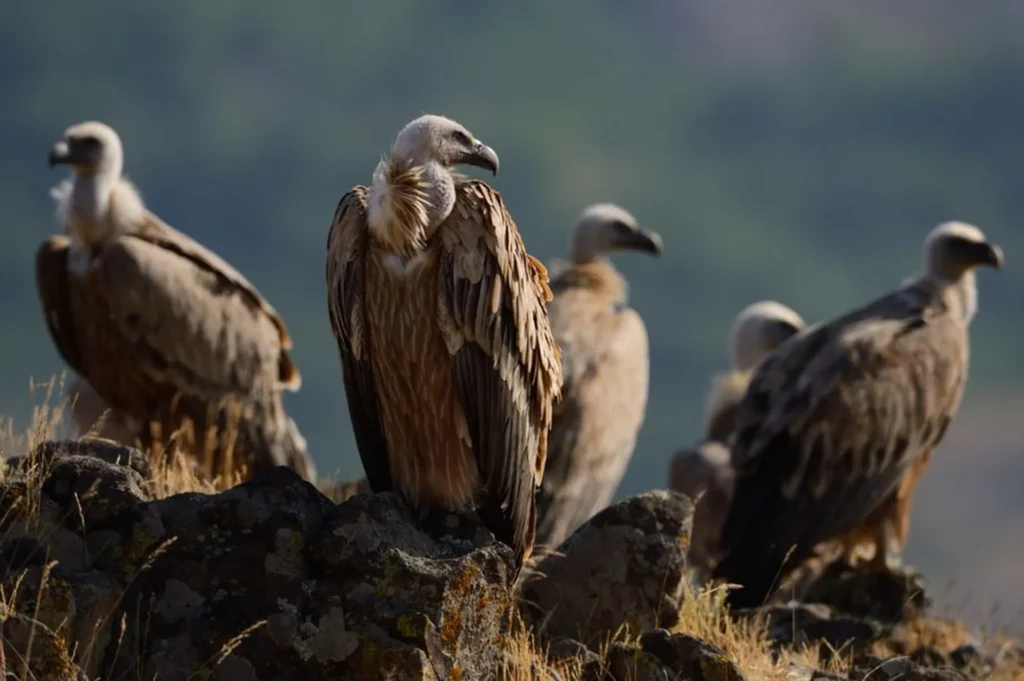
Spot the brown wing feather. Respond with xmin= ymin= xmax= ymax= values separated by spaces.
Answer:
xmin=94 ymin=230 xmax=288 ymax=400
xmin=437 ymin=180 xmax=562 ymax=566
xmin=135 ymin=212 xmax=299 ymax=389
xmin=325 ymin=187 xmax=393 ymax=493
xmin=712 ymin=284 xmax=967 ymax=607
xmin=36 ymin=236 xmax=83 ymax=371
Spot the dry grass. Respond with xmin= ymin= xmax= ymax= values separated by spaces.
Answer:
xmin=0 ymin=376 xmax=264 ymax=679
xmin=501 ymin=582 xmax=854 ymax=680
xmin=0 ymin=376 xmax=1020 ymax=680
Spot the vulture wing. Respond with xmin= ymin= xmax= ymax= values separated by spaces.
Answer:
xmin=325 ymin=187 xmax=393 ymax=493
xmin=36 ymin=235 xmax=83 ymax=371
xmin=437 ymin=180 xmax=562 ymax=565
xmin=536 ymin=286 xmax=649 ymax=548
xmin=92 ymin=212 xmax=296 ymax=401
xmin=713 ymin=285 xmax=968 ymax=607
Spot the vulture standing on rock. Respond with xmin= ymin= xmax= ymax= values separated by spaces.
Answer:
xmin=37 ymin=121 xmax=316 ymax=482
xmin=326 ymin=114 xmax=562 ymax=573
xmin=534 ymin=203 xmax=662 ymax=550
xmin=708 ymin=222 xmax=1003 ymax=608
xmin=677 ymin=301 xmax=805 ymax=570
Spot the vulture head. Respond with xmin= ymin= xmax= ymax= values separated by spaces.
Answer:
xmin=370 ymin=115 xmax=500 ymax=244
xmin=392 ymin=115 xmax=499 ymax=176
xmin=569 ymin=203 xmax=663 ymax=263
xmin=49 ymin=121 xmax=124 ymax=181
xmin=924 ymin=221 xmax=1004 ymax=281
xmin=729 ymin=300 xmax=806 ymax=372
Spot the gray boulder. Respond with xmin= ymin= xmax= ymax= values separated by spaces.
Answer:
xmin=521 ymin=490 xmax=694 ymax=645
xmin=0 ymin=440 xmax=517 ymax=680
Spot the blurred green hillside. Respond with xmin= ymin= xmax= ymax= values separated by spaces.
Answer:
xmin=2 ymin=2 xmax=1022 ymax=615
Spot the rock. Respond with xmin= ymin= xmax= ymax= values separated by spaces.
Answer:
xmin=640 ymin=630 xmax=745 ymax=681
xmin=948 ymin=643 xmax=984 ymax=672
xmin=801 ymin=560 xmax=930 ymax=623
xmin=738 ymin=602 xmax=881 ymax=657
xmin=2 ymin=609 xmax=87 ymax=681
xmin=42 ymin=453 xmax=151 ymax=530
xmin=307 ymin=490 xmax=515 ymax=680
xmin=581 ymin=632 xmax=747 ymax=681
xmin=521 ymin=491 xmax=693 ymax=645
xmin=851 ymin=654 xmax=970 ymax=681
xmin=547 ymin=637 xmax=601 ymax=667
xmin=601 ymin=641 xmax=673 ymax=681
xmin=31 ymin=439 xmax=153 ymax=480
xmin=785 ymin=662 xmax=847 ymax=681
xmin=0 ymin=442 xmax=519 ymax=680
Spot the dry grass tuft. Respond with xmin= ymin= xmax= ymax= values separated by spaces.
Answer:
xmin=0 ymin=377 xmax=278 ymax=679
xmin=499 ymin=582 xmax=854 ymax=680
xmin=0 ymin=376 xmax=1020 ymax=680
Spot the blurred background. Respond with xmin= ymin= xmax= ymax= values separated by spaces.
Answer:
xmin=1 ymin=1 xmax=1021 ymax=627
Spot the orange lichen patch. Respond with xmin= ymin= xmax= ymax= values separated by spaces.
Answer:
xmin=441 ymin=609 xmax=463 ymax=650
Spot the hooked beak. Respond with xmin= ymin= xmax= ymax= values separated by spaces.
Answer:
xmin=623 ymin=227 xmax=663 ymax=256
xmin=978 ymin=242 xmax=1004 ymax=269
xmin=48 ymin=140 xmax=71 ymax=169
xmin=462 ymin=141 xmax=499 ymax=176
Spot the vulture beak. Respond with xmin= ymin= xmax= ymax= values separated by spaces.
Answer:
xmin=48 ymin=140 xmax=71 ymax=168
xmin=463 ymin=141 xmax=500 ymax=176
xmin=977 ymin=242 xmax=1004 ymax=269
xmin=624 ymin=227 xmax=663 ymax=256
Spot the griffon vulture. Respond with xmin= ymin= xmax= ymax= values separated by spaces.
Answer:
xmin=676 ymin=301 xmax=805 ymax=573
xmin=326 ymin=114 xmax=562 ymax=571
xmin=704 ymin=300 xmax=807 ymax=444
xmin=708 ymin=222 xmax=1003 ymax=608
xmin=37 ymin=121 xmax=316 ymax=482
xmin=534 ymin=203 xmax=662 ymax=550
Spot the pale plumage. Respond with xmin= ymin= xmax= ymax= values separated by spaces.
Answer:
xmin=678 ymin=301 xmax=805 ymax=573
xmin=535 ymin=203 xmax=662 ymax=550
xmin=326 ymin=115 xmax=561 ymax=573
xmin=708 ymin=222 xmax=1002 ymax=608
xmin=37 ymin=121 xmax=315 ymax=482
xmin=704 ymin=301 xmax=807 ymax=443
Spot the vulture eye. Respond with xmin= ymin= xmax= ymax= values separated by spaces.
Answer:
xmin=452 ymin=130 xmax=472 ymax=146
xmin=76 ymin=135 xmax=101 ymax=149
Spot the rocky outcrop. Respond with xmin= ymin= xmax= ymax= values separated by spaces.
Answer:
xmin=0 ymin=440 xmax=1019 ymax=681
xmin=0 ymin=441 xmax=515 ymax=680
xmin=547 ymin=630 xmax=745 ymax=681
xmin=521 ymin=491 xmax=694 ymax=645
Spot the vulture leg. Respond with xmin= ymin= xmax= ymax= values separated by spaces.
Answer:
xmin=865 ymin=522 xmax=895 ymax=572
xmin=894 ymin=448 xmax=933 ymax=547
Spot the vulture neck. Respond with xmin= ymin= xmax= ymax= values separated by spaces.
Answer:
xmin=730 ymin=339 xmax=770 ymax=374
xmin=57 ymin=173 xmax=145 ymax=247
xmin=368 ymin=156 xmax=455 ymax=260
xmin=555 ymin=259 xmax=629 ymax=305
xmin=915 ymin=271 xmax=979 ymax=327
xmin=942 ymin=271 xmax=979 ymax=326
